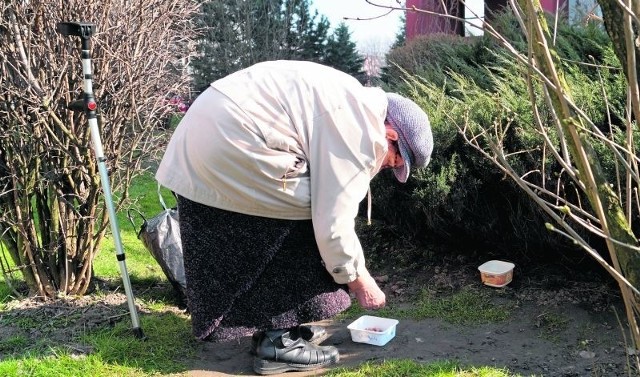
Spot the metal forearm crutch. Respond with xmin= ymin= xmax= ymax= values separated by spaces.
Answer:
xmin=56 ymin=21 xmax=144 ymax=339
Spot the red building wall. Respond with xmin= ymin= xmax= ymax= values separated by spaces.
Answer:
xmin=539 ymin=0 xmax=568 ymax=15
xmin=406 ymin=0 xmax=461 ymax=39
xmin=406 ymin=0 xmax=568 ymax=40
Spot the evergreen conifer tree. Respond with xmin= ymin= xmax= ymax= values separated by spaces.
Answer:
xmin=390 ymin=13 xmax=406 ymax=49
xmin=324 ymin=23 xmax=366 ymax=82
xmin=191 ymin=0 xmax=331 ymax=90
xmin=191 ymin=0 xmax=248 ymax=91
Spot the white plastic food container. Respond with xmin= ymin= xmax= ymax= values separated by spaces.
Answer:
xmin=347 ymin=315 xmax=399 ymax=346
xmin=478 ymin=260 xmax=515 ymax=287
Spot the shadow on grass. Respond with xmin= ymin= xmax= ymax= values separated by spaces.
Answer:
xmin=0 ymin=279 xmax=196 ymax=376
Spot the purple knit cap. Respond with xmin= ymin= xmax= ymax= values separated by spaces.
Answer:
xmin=385 ymin=93 xmax=434 ymax=183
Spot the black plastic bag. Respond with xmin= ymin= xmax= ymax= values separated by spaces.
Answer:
xmin=128 ymin=189 xmax=186 ymax=301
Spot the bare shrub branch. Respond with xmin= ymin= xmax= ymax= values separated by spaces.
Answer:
xmin=0 ymin=0 xmax=197 ymax=297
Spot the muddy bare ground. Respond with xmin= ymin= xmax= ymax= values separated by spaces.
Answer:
xmin=188 ymin=257 xmax=634 ymax=377
xmin=0 ymin=245 xmax=637 ymax=377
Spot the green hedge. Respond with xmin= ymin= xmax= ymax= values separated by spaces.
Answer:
xmin=371 ymin=9 xmax=629 ymax=263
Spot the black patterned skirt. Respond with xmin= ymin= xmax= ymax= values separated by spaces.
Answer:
xmin=177 ymin=196 xmax=352 ymax=341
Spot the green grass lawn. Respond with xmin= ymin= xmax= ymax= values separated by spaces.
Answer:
xmin=93 ymin=172 xmax=177 ymax=282
xmin=0 ymin=172 xmax=523 ymax=377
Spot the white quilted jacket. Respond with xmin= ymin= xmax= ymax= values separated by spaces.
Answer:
xmin=156 ymin=60 xmax=389 ymax=284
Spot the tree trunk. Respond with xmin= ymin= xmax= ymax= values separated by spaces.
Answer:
xmin=598 ymin=0 xmax=640 ymax=84
xmin=520 ymin=0 xmax=640 ymax=347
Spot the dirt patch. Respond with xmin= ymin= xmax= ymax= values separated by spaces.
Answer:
xmin=0 ymin=248 xmax=636 ymax=376
xmin=188 ymin=255 xmax=633 ymax=377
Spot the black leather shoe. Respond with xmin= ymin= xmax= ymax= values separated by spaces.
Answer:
xmin=253 ymin=329 xmax=339 ymax=375
xmin=292 ymin=324 xmax=327 ymax=343
xmin=250 ymin=325 xmax=327 ymax=355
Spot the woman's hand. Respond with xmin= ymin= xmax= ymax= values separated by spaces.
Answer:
xmin=347 ymin=274 xmax=386 ymax=310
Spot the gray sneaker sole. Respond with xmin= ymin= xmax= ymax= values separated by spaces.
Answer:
xmin=252 ymin=352 xmax=339 ymax=375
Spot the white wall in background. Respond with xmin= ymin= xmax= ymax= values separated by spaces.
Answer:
xmin=465 ymin=0 xmax=485 ymax=36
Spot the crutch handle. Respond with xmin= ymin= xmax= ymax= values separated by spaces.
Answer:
xmin=55 ymin=22 xmax=95 ymax=38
